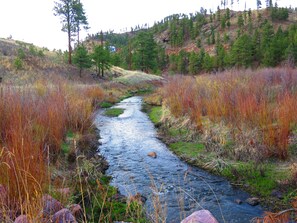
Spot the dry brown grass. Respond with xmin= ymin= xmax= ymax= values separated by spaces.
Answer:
xmin=0 ymin=81 xmax=104 ymax=220
xmin=162 ymin=68 xmax=297 ymax=160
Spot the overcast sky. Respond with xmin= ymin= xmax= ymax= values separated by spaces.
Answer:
xmin=0 ymin=0 xmax=295 ymax=51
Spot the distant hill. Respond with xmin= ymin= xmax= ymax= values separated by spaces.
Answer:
xmin=86 ymin=7 xmax=297 ymax=75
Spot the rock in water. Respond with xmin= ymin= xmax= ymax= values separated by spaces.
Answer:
xmin=147 ymin=152 xmax=157 ymax=158
xmin=235 ymin=199 xmax=243 ymax=205
xmin=181 ymin=210 xmax=219 ymax=223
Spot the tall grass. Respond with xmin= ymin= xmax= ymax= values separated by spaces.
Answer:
xmin=0 ymin=82 xmax=104 ymax=220
xmin=162 ymin=68 xmax=297 ymax=160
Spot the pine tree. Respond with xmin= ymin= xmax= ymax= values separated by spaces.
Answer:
xmin=53 ymin=0 xmax=88 ymax=64
xmin=92 ymin=44 xmax=111 ymax=77
xmin=230 ymin=34 xmax=253 ymax=67
xmin=257 ymin=0 xmax=262 ymax=10
xmin=73 ymin=0 xmax=88 ymax=43
xmin=73 ymin=44 xmax=92 ymax=77
xmin=134 ymin=31 xmax=157 ymax=73
xmin=189 ymin=52 xmax=199 ymax=74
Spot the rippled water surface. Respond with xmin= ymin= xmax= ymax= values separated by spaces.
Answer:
xmin=95 ymin=96 xmax=263 ymax=223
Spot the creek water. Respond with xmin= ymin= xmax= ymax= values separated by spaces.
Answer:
xmin=94 ymin=96 xmax=263 ymax=223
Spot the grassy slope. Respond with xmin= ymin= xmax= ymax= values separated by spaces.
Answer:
xmin=0 ymin=38 xmax=99 ymax=85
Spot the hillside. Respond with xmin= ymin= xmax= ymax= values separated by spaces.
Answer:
xmin=0 ymin=38 xmax=98 ymax=84
xmin=87 ymin=7 xmax=297 ymax=74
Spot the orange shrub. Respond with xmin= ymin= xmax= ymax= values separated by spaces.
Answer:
xmin=0 ymin=83 xmax=104 ymax=218
xmin=162 ymin=68 xmax=297 ymax=160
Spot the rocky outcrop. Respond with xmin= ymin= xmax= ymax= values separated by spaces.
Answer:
xmin=181 ymin=210 xmax=219 ymax=223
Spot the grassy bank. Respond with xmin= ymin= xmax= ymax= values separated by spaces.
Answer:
xmin=144 ymin=68 xmax=297 ymax=218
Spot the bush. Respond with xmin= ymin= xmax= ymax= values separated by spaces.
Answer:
xmin=162 ymin=68 xmax=297 ymax=160
xmin=13 ymin=57 xmax=23 ymax=69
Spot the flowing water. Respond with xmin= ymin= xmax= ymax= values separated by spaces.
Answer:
xmin=95 ymin=96 xmax=263 ymax=223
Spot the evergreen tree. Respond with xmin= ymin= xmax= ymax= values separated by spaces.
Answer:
xmin=257 ymin=0 xmax=262 ymax=10
xmin=230 ymin=34 xmax=253 ymax=67
xmin=177 ymin=50 xmax=188 ymax=74
xmin=134 ymin=31 xmax=157 ymax=73
xmin=237 ymin=14 xmax=244 ymax=29
xmin=217 ymin=6 xmax=221 ymax=21
xmin=92 ymin=44 xmax=111 ymax=77
xmin=73 ymin=0 xmax=88 ymax=43
xmin=189 ymin=52 xmax=199 ymax=74
xmin=202 ymin=53 xmax=215 ymax=72
xmin=54 ymin=0 xmax=87 ymax=64
xmin=73 ymin=44 xmax=92 ymax=77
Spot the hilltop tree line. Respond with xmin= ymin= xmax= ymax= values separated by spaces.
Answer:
xmin=54 ymin=0 xmax=297 ymax=75
xmin=99 ymin=3 xmax=296 ymax=75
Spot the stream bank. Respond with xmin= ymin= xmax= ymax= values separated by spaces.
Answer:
xmin=95 ymin=96 xmax=263 ymax=223
xmin=143 ymin=101 xmax=296 ymax=215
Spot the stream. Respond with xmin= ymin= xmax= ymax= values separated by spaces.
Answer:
xmin=94 ymin=96 xmax=263 ymax=223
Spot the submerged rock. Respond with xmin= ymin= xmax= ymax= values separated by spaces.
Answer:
xmin=181 ymin=210 xmax=219 ymax=223
xmin=147 ymin=151 xmax=157 ymax=158
xmin=235 ymin=199 xmax=243 ymax=205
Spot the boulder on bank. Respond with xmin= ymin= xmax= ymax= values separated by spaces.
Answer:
xmin=181 ymin=210 xmax=219 ymax=223
xmin=69 ymin=204 xmax=83 ymax=221
xmin=246 ymin=197 xmax=260 ymax=206
xmin=42 ymin=195 xmax=64 ymax=217
xmin=52 ymin=208 xmax=77 ymax=223
xmin=128 ymin=193 xmax=147 ymax=204
xmin=14 ymin=215 xmax=29 ymax=223
xmin=147 ymin=151 xmax=157 ymax=158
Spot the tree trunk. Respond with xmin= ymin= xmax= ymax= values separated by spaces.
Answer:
xmin=68 ymin=29 xmax=72 ymax=64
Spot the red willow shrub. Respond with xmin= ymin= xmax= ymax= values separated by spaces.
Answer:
xmin=0 ymin=83 xmax=104 ymax=217
xmin=162 ymin=68 xmax=297 ymax=160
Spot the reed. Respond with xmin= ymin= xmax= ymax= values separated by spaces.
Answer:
xmin=0 ymin=82 xmax=104 ymax=220
xmin=162 ymin=68 xmax=297 ymax=160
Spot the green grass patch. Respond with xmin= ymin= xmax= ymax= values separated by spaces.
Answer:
xmin=66 ymin=130 xmax=74 ymax=138
xmin=221 ymin=162 xmax=289 ymax=197
xmin=61 ymin=142 xmax=70 ymax=154
xmin=100 ymin=101 xmax=113 ymax=108
xmin=104 ymin=108 xmax=124 ymax=117
xmin=148 ymin=106 xmax=162 ymax=124
xmin=168 ymin=127 xmax=188 ymax=137
xmin=169 ymin=142 xmax=205 ymax=157
xmin=119 ymin=92 xmax=133 ymax=101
